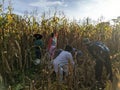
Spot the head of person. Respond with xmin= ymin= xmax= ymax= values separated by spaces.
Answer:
xmin=53 ymin=29 xmax=57 ymax=34
xmin=65 ymin=45 xmax=73 ymax=52
xmin=71 ymin=48 xmax=77 ymax=56
xmin=82 ymin=38 xmax=91 ymax=45
xmin=53 ymin=30 xmax=58 ymax=37
xmin=51 ymin=33 xmax=54 ymax=38
xmin=33 ymin=34 xmax=43 ymax=40
xmin=72 ymin=48 xmax=82 ymax=58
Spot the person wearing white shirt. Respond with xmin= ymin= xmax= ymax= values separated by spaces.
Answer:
xmin=53 ymin=45 xmax=74 ymax=82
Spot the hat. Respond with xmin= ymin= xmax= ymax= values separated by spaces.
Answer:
xmin=33 ymin=34 xmax=43 ymax=39
xmin=83 ymin=38 xmax=90 ymax=44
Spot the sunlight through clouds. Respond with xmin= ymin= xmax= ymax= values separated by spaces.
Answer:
xmin=66 ymin=0 xmax=120 ymax=20
xmin=3 ymin=0 xmax=120 ymax=21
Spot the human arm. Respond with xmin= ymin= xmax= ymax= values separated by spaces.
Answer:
xmin=67 ymin=53 xmax=75 ymax=66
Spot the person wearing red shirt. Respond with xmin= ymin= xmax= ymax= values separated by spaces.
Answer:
xmin=48 ymin=32 xmax=58 ymax=59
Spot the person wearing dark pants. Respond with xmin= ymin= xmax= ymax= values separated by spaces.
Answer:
xmin=95 ymin=59 xmax=103 ymax=82
xmin=35 ymin=47 xmax=42 ymax=59
xmin=104 ymin=55 xmax=113 ymax=81
xmin=33 ymin=34 xmax=44 ymax=66
xmin=83 ymin=38 xmax=113 ymax=89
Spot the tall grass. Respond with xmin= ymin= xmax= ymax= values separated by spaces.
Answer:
xmin=0 ymin=2 xmax=120 ymax=89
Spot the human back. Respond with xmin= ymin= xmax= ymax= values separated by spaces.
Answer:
xmin=53 ymin=50 xmax=73 ymax=66
xmin=53 ymin=45 xmax=74 ymax=73
xmin=93 ymin=41 xmax=110 ymax=52
xmin=90 ymin=41 xmax=110 ymax=59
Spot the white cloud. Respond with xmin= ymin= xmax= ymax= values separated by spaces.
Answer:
xmin=29 ymin=0 xmax=65 ymax=7
xmin=5 ymin=0 xmax=120 ymax=21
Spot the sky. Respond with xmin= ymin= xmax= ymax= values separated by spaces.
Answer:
xmin=2 ymin=0 xmax=120 ymax=21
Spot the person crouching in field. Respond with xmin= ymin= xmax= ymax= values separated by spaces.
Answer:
xmin=52 ymin=45 xmax=74 ymax=82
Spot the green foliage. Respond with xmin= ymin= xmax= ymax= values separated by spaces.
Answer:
xmin=12 ymin=83 xmax=23 ymax=90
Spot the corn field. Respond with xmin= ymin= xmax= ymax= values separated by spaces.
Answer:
xmin=0 ymin=1 xmax=120 ymax=90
